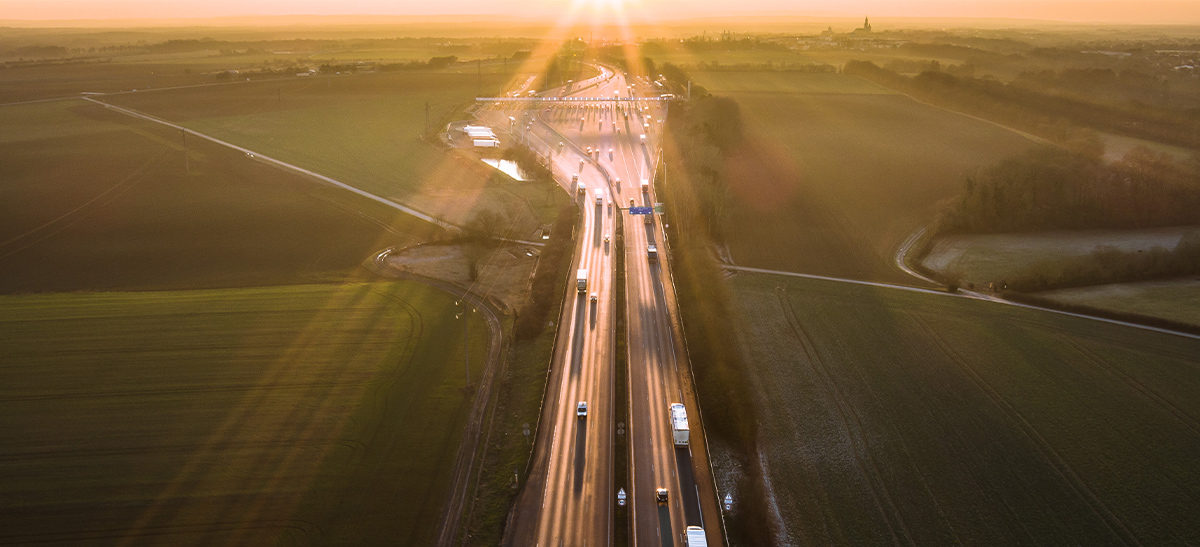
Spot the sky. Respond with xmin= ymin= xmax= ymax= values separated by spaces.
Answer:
xmin=1 ymin=0 xmax=1199 ymax=24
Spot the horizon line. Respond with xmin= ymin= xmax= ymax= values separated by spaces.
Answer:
xmin=3 ymin=12 xmax=1200 ymax=28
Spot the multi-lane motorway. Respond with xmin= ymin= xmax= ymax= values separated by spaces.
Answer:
xmin=485 ymin=66 xmax=723 ymax=547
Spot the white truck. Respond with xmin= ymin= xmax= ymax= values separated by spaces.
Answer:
xmin=670 ymin=403 xmax=689 ymax=446
xmin=576 ymin=269 xmax=588 ymax=293
xmin=647 ymin=244 xmax=658 ymax=262
xmin=595 ymin=189 xmax=604 ymax=205
xmin=685 ymin=526 xmax=707 ymax=547
xmin=641 ymin=178 xmax=650 ymax=194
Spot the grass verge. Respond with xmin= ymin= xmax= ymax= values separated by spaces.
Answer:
xmin=657 ymin=96 xmax=774 ymax=543
xmin=613 ymin=211 xmax=631 ymax=547
xmin=462 ymin=202 xmax=580 ymax=546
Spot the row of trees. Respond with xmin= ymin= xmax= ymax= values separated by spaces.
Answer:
xmin=926 ymin=146 xmax=1200 ymax=291
xmin=658 ymin=68 xmax=775 ymax=546
xmin=514 ymin=204 xmax=578 ymax=339
xmin=884 ymin=58 xmax=976 ymax=78
xmin=844 ymin=60 xmax=1200 ymax=149
xmin=536 ymin=40 xmax=588 ymax=92
xmin=638 ymin=35 xmax=789 ymax=58
xmin=933 ymin=146 xmax=1200 ymax=235
xmin=501 ymin=144 xmax=553 ymax=183
xmin=378 ymin=55 xmax=459 ymax=71
xmin=1005 ymin=235 xmax=1200 ymax=292
xmin=677 ymin=60 xmax=838 ymax=73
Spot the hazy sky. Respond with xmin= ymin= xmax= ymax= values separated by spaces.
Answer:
xmin=2 ymin=0 xmax=1199 ymax=24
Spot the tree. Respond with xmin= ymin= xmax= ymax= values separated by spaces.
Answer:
xmin=467 ymin=210 xmax=508 ymax=242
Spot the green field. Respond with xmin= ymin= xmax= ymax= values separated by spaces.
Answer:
xmin=1043 ymin=279 xmax=1200 ymax=327
xmin=0 ymin=61 xmax=227 ymax=104
xmin=694 ymin=71 xmax=895 ymax=94
xmin=921 ymin=227 xmax=1200 ymax=287
xmin=647 ymin=48 xmax=810 ymax=67
xmin=104 ymin=69 xmax=566 ymax=234
xmin=645 ymin=46 xmax=968 ymax=73
xmin=728 ymin=272 xmax=1200 ymax=545
xmin=0 ymin=33 xmax=531 ymax=104
xmin=0 ymin=99 xmax=437 ymax=294
xmin=691 ymin=71 xmax=1036 ymax=283
xmin=0 ymin=281 xmax=489 ymax=545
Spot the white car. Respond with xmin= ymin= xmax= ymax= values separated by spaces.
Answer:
xmin=590 ymin=292 xmax=598 ymax=303
xmin=577 ymin=401 xmax=588 ymax=417
xmin=604 ymin=233 xmax=610 ymax=243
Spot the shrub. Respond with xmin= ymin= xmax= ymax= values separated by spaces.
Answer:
xmin=933 ymin=146 xmax=1200 ymax=236
xmin=1006 ymin=234 xmax=1200 ymax=292
xmin=514 ymin=205 xmax=578 ymax=340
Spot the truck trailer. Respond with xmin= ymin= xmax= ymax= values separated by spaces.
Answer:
xmin=670 ymin=403 xmax=689 ymax=446
xmin=576 ymin=269 xmax=588 ymax=293
xmin=647 ymin=244 xmax=658 ymax=262
xmin=685 ymin=526 xmax=707 ymax=547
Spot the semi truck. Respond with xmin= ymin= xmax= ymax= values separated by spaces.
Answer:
xmin=647 ymin=244 xmax=658 ymax=262
xmin=685 ymin=526 xmax=707 ymax=547
xmin=576 ymin=269 xmax=588 ymax=293
xmin=641 ymin=178 xmax=649 ymax=193
xmin=670 ymin=403 xmax=689 ymax=446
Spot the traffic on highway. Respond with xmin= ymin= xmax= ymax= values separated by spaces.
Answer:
xmin=478 ymin=65 xmax=721 ymax=547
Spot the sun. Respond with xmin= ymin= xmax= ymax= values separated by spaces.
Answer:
xmin=577 ymin=0 xmax=640 ymax=15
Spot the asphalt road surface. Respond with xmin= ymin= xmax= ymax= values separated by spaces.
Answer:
xmin=490 ymin=67 xmax=722 ymax=547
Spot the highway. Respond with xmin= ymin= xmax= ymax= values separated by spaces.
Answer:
xmin=487 ymin=65 xmax=722 ymax=547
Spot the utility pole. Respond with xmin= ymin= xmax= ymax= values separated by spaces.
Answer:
xmin=464 ymin=306 xmax=470 ymax=388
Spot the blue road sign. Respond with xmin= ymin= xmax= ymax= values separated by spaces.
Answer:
xmin=629 ymin=206 xmax=653 ymax=215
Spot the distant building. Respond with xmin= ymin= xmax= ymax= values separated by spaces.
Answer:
xmin=853 ymin=16 xmax=873 ymax=35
